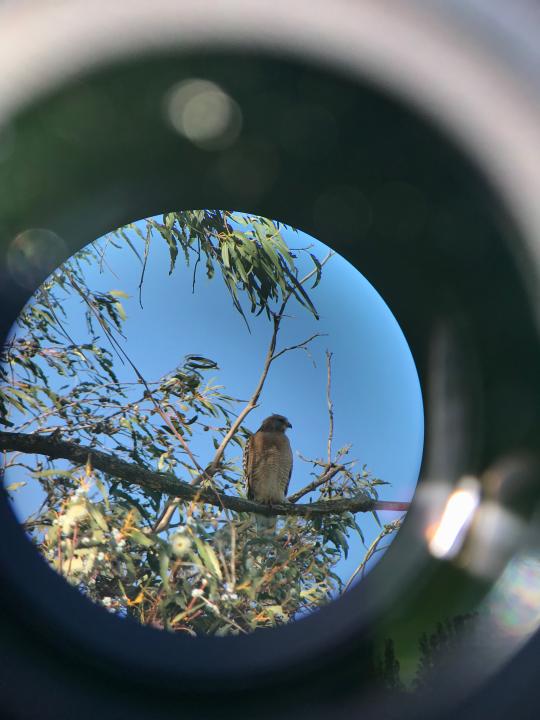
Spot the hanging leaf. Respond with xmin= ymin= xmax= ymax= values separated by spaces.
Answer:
xmin=194 ymin=537 xmax=222 ymax=579
xmin=159 ymin=547 xmax=171 ymax=589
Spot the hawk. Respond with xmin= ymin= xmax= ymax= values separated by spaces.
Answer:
xmin=243 ymin=414 xmax=293 ymax=530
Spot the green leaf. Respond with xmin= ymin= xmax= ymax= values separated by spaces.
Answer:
xmin=93 ymin=475 xmax=110 ymax=511
xmin=309 ymin=253 xmax=322 ymax=288
xmin=128 ymin=529 xmax=155 ymax=549
xmin=281 ymin=263 xmax=319 ymax=319
xmin=163 ymin=228 xmax=178 ymax=274
xmin=157 ymin=453 xmax=168 ymax=471
xmin=266 ymin=604 xmax=288 ymax=620
xmin=221 ymin=242 xmax=230 ymax=269
xmin=194 ymin=537 xmax=222 ymax=579
xmin=32 ymin=469 xmax=75 ymax=479
xmin=87 ymin=504 xmax=109 ymax=532
xmin=185 ymin=355 xmax=218 ymax=369
xmin=114 ymin=302 xmax=127 ymax=322
xmin=159 ymin=547 xmax=170 ymax=589
xmin=5 ymin=481 xmax=26 ymax=492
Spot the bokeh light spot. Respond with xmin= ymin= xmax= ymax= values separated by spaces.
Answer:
xmin=6 ymin=228 xmax=67 ymax=290
xmin=165 ymin=79 xmax=242 ymax=150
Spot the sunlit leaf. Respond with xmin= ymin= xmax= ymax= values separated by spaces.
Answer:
xmin=194 ymin=537 xmax=222 ymax=579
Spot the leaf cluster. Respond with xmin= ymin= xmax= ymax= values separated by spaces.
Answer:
xmin=28 ymin=467 xmax=350 ymax=634
xmin=117 ymin=210 xmax=320 ymax=326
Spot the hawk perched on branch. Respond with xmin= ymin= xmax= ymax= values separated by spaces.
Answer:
xmin=243 ymin=414 xmax=293 ymax=530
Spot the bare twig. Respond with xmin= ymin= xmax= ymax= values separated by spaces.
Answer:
xmin=287 ymin=463 xmax=346 ymax=503
xmin=191 ymin=239 xmax=201 ymax=294
xmin=205 ymin=312 xmax=280 ymax=477
xmin=287 ymin=351 xmax=343 ymax=503
xmin=230 ymin=523 xmax=237 ymax=588
xmin=270 ymin=333 xmax=326 ymax=363
xmin=343 ymin=518 xmax=403 ymax=592
xmin=138 ymin=223 xmax=151 ymax=309
xmin=326 ymin=350 xmax=334 ymax=465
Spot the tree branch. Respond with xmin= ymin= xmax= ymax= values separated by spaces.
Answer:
xmin=65 ymin=269 xmax=206 ymax=479
xmin=287 ymin=352 xmax=346 ymax=503
xmin=191 ymin=250 xmax=335 ymax=484
xmin=287 ymin=463 xmax=345 ymax=503
xmin=343 ymin=518 xmax=403 ymax=592
xmin=326 ymin=350 xmax=334 ymax=465
xmin=270 ymin=332 xmax=325 ymax=363
xmin=158 ymin=253 xmax=339 ymax=539
xmin=0 ymin=431 xmax=410 ymax=518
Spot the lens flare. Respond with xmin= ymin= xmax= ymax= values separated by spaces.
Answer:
xmin=462 ymin=501 xmax=524 ymax=580
xmin=428 ymin=477 xmax=481 ymax=559
xmin=489 ymin=554 xmax=540 ymax=639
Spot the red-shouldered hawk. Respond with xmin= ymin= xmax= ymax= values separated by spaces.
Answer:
xmin=243 ymin=414 xmax=292 ymax=530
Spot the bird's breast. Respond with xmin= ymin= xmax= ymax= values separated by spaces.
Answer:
xmin=252 ymin=446 xmax=290 ymax=503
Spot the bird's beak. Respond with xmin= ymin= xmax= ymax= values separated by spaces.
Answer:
xmin=287 ymin=421 xmax=292 ymax=429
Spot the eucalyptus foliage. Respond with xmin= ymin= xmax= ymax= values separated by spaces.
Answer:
xmin=0 ymin=210 xmax=389 ymax=635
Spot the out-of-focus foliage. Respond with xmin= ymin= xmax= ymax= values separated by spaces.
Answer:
xmin=34 ymin=472 xmax=349 ymax=633
xmin=1 ymin=210 xmax=388 ymax=634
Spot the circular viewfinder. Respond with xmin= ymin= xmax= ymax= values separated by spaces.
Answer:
xmin=1 ymin=210 xmax=422 ymax=635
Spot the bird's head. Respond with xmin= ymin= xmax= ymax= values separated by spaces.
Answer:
xmin=260 ymin=414 xmax=292 ymax=433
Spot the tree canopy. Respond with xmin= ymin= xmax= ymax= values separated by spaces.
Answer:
xmin=0 ymin=210 xmax=407 ymax=634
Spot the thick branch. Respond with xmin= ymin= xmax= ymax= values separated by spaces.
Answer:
xmin=0 ymin=431 xmax=410 ymax=517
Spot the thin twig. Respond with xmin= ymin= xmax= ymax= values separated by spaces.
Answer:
xmin=230 ymin=522 xmax=236 ymax=589
xmin=191 ymin=239 xmax=201 ymax=294
xmin=326 ymin=350 xmax=334 ymax=465
xmin=343 ymin=518 xmax=403 ymax=592
xmin=287 ymin=464 xmax=346 ymax=503
xmin=270 ymin=333 xmax=326 ymax=363
xmin=138 ymin=224 xmax=151 ymax=309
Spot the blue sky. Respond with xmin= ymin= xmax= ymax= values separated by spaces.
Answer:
xmin=5 ymin=213 xmax=424 ymax=586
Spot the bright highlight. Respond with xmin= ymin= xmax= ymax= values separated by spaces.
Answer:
xmin=428 ymin=478 xmax=481 ymax=559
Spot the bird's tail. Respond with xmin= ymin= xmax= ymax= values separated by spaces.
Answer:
xmin=255 ymin=513 xmax=277 ymax=534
